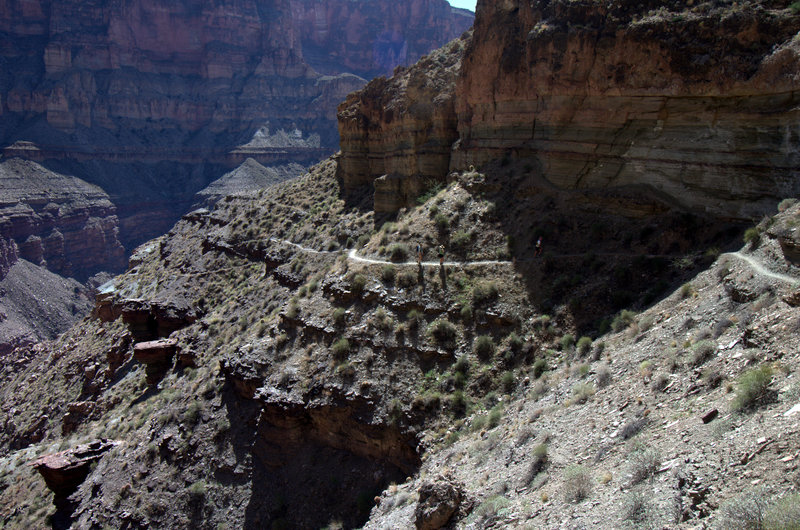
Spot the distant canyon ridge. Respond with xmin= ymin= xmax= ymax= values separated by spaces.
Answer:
xmin=0 ymin=0 xmax=472 ymax=264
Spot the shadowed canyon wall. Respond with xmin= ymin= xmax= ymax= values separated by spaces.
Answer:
xmin=0 ymin=0 xmax=472 ymax=257
xmin=339 ymin=0 xmax=800 ymax=218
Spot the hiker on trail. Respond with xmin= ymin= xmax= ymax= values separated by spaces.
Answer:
xmin=438 ymin=244 xmax=445 ymax=266
xmin=535 ymin=236 xmax=543 ymax=257
xmin=416 ymin=243 xmax=423 ymax=265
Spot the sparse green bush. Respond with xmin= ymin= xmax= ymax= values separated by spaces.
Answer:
xmin=595 ymin=363 xmax=611 ymax=387
xmin=388 ymin=243 xmax=409 ymax=263
xmin=434 ymin=213 xmax=450 ymax=231
xmin=381 ymin=265 xmax=396 ymax=283
xmin=744 ymin=227 xmax=761 ymax=247
xmin=472 ymin=281 xmax=499 ymax=305
xmin=416 ymin=180 xmax=444 ymax=205
xmin=397 ymin=270 xmax=417 ymax=288
xmin=691 ymin=340 xmax=717 ymax=366
xmin=450 ymin=230 xmax=472 ymax=252
xmin=187 ymin=480 xmax=206 ymax=501
xmin=428 ymin=319 xmax=458 ymax=346
xmin=470 ymin=495 xmax=511 ymax=525
xmin=576 ymin=336 xmax=592 ymax=356
xmin=487 ymin=405 xmax=503 ymax=429
xmin=764 ymin=493 xmax=800 ymax=529
xmin=506 ymin=332 xmax=524 ymax=354
xmin=332 ymin=307 xmax=347 ymax=326
xmin=563 ymin=465 xmax=592 ymax=503
xmin=778 ymin=197 xmax=798 ymax=212
xmin=473 ymin=335 xmax=496 ymax=360
xmin=453 ymin=355 xmax=471 ymax=376
xmin=332 ymin=337 xmax=351 ymax=359
xmin=560 ymin=333 xmax=575 ymax=351
xmin=407 ymin=309 xmax=423 ymax=328
xmin=611 ymin=310 xmax=636 ymax=332
xmin=732 ymin=364 xmax=774 ymax=412
xmin=459 ymin=303 xmax=473 ymax=320
xmin=532 ymin=358 xmax=548 ymax=379
xmin=350 ymin=273 xmax=367 ymax=294
xmin=717 ymin=488 xmax=770 ymax=530
xmin=184 ymin=402 xmax=203 ymax=425
xmin=621 ymin=490 xmax=653 ymax=526
xmin=501 ymin=371 xmax=515 ymax=393
xmin=628 ymin=447 xmax=661 ymax=485
xmin=571 ymin=382 xmax=595 ymax=404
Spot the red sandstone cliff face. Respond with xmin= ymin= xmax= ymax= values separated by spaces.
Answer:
xmin=338 ymin=35 xmax=469 ymax=212
xmin=339 ymin=0 xmax=800 ymax=219
xmin=0 ymin=158 xmax=125 ymax=279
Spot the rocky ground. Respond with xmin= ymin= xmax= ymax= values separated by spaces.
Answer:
xmin=0 ymin=153 xmax=796 ymax=528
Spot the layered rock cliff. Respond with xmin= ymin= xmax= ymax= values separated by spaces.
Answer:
xmin=339 ymin=0 xmax=800 ymax=218
xmin=0 ymin=0 xmax=472 ymax=249
xmin=0 ymin=157 xmax=125 ymax=279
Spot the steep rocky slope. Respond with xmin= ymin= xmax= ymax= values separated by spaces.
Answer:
xmin=0 ymin=0 xmax=472 ymax=249
xmin=339 ymin=0 xmax=800 ymax=218
xmin=0 ymin=153 xmax=796 ymax=528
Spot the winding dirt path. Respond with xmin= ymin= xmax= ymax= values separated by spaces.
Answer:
xmin=724 ymin=251 xmax=799 ymax=285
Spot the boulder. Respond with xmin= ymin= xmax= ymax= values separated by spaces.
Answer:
xmin=414 ymin=478 xmax=463 ymax=530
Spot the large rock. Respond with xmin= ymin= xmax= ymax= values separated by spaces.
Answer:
xmin=415 ymin=478 xmax=463 ymax=530
xmin=31 ymin=439 xmax=117 ymax=500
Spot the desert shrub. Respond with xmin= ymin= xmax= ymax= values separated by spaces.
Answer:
xmin=450 ymin=230 xmax=472 ymax=253
xmin=743 ymin=227 xmax=761 ymax=247
xmin=428 ymin=319 xmax=458 ymax=346
xmin=506 ymin=332 xmax=524 ymax=353
xmin=187 ymin=480 xmax=206 ymax=501
xmin=449 ymin=390 xmax=467 ymax=416
xmin=732 ymin=364 xmax=774 ymax=412
xmin=332 ymin=307 xmax=347 ymax=326
xmin=332 ymin=337 xmax=351 ymax=359
xmin=434 ymin=213 xmax=450 ymax=231
xmin=373 ymin=307 xmax=394 ymax=331
xmin=459 ymin=302 xmax=473 ymax=320
xmin=380 ymin=265 xmax=396 ymax=283
xmin=407 ymin=309 xmax=424 ymax=328
xmin=628 ymin=447 xmax=661 ymax=485
xmin=285 ymin=301 xmax=299 ymax=319
xmin=563 ymin=465 xmax=592 ymax=503
xmin=680 ymin=282 xmax=695 ymax=299
xmin=470 ymin=496 xmax=511 ymax=525
xmin=560 ymin=333 xmax=575 ymax=351
xmin=621 ymin=490 xmax=654 ymax=526
xmin=595 ymin=363 xmax=611 ymax=387
xmin=453 ymin=355 xmax=471 ymax=376
xmin=716 ymin=488 xmax=770 ymax=530
xmin=487 ymin=405 xmax=503 ymax=429
xmin=764 ymin=493 xmax=800 ymax=529
xmin=524 ymin=443 xmax=549 ymax=485
xmin=501 ymin=371 xmax=516 ymax=393
xmin=691 ymin=340 xmax=717 ymax=366
xmin=611 ymin=309 xmax=636 ymax=332
xmin=651 ymin=373 xmax=669 ymax=392
xmin=416 ymin=180 xmax=444 ymax=205
xmin=571 ymin=382 xmax=595 ymax=404
xmin=350 ymin=273 xmax=367 ymax=294
xmin=576 ymin=336 xmax=592 ymax=356
xmin=532 ymin=358 xmax=548 ymax=379
xmin=472 ymin=281 xmax=499 ymax=305
xmin=473 ymin=335 xmax=496 ymax=360
xmin=397 ymin=270 xmax=417 ymax=288
xmin=388 ymin=243 xmax=409 ymax=263
xmin=778 ymin=197 xmax=798 ymax=212
xmin=184 ymin=402 xmax=203 ymax=425
xmin=620 ymin=417 xmax=649 ymax=440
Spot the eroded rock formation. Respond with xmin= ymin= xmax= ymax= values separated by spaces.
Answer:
xmin=0 ymin=158 xmax=125 ymax=279
xmin=0 ymin=0 xmax=472 ymax=248
xmin=339 ymin=0 xmax=800 ymax=219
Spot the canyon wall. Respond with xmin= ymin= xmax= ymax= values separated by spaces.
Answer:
xmin=0 ymin=0 xmax=472 ymax=254
xmin=340 ymin=0 xmax=800 ymax=218
xmin=0 ymin=158 xmax=125 ymax=279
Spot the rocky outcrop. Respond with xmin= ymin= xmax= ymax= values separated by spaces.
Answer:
xmin=338 ymin=35 xmax=469 ymax=212
xmin=133 ymin=338 xmax=179 ymax=384
xmin=0 ymin=158 xmax=126 ymax=279
xmin=415 ymin=478 xmax=463 ymax=530
xmin=452 ymin=0 xmax=800 ymax=219
xmin=339 ymin=0 xmax=800 ymax=220
xmin=0 ymin=0 xmax=472 ymax=249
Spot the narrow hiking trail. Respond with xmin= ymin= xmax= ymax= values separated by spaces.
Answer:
xmin=725 ymin=251 xmax=800 ymax=285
